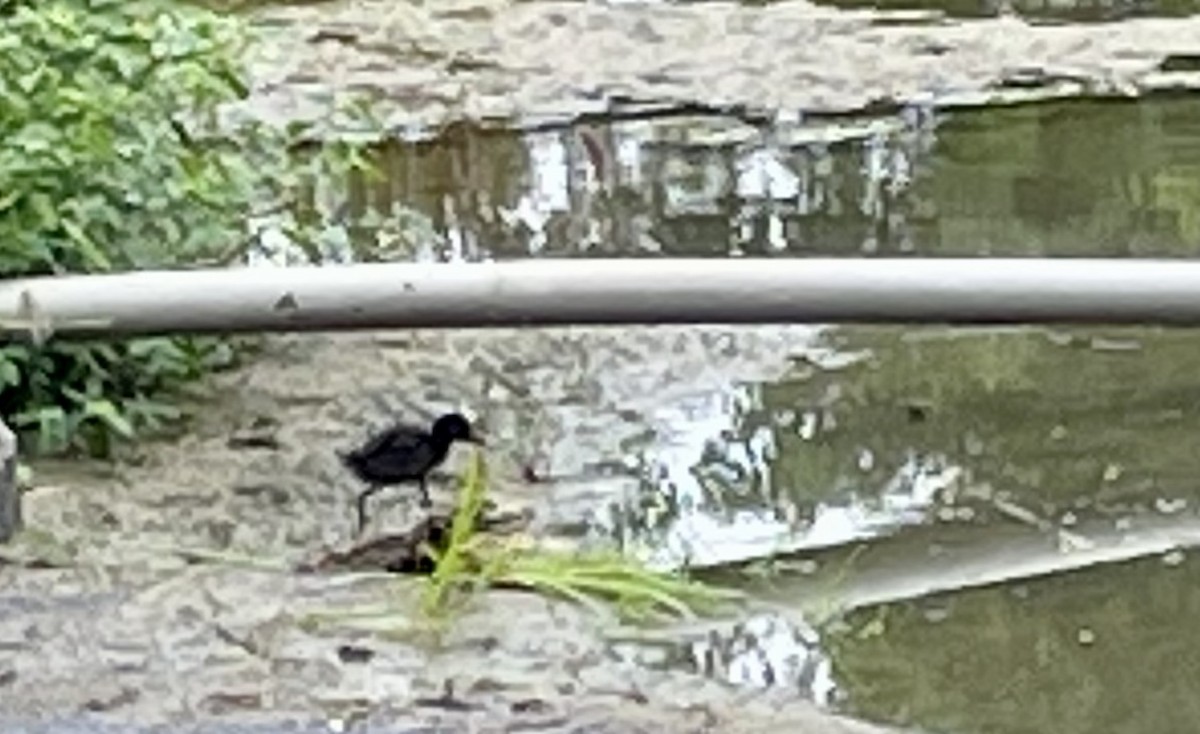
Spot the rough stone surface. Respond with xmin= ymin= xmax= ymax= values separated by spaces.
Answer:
xmin=0 ymin=327 xmax=907 ymax=732
xmin=232 ymin=0 xmax=1200 ymax=134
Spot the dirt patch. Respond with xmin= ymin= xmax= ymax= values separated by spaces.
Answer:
xmin=299 ymin=507 xmax=531 ymax=573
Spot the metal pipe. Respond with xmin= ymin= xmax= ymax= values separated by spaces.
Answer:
xmin=4 ymin=258 xmax=1200 ymax=338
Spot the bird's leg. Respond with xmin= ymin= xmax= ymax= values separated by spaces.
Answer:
xmin=418 ymin=477 xmax=432 ymax=509
xmin=356 ymin=484 xmax=383 ymax=535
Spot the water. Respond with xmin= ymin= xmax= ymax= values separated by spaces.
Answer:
xmin=259 ymin=98 xmax=1200 ymax=264
xmin=828 ymin=552 xmax=1200 ymax=733
xmin=272 ymin=96 xmax=1200 ymax=734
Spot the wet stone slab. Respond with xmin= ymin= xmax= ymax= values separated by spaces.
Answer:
xmin=17 ymin=326 xmax=823 ymax=560
xmin=0 ymin=563 xmax=905 ymax=733
xmin=231 ymin=0 xmax=1200 ymax=135
xmin=0 ymin=326 xmax=909 ymax=732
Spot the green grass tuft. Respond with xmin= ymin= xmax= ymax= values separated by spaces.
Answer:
xmin=419 ymin=450 xmax=745 ymax=625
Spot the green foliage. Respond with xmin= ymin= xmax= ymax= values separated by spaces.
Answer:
xmin=0 ymin=336 xmax=236 ymax=456
xmin=0 ymin=0 xmax=250 ymax=456
xmin=0 ymin=0 xmax=366 ymax=456
xmin=0 ymin=0 xmax=256 ymax=274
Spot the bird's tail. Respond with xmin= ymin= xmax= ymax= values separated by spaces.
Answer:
xmin=336 ymin=449 xmax=359 ymax=468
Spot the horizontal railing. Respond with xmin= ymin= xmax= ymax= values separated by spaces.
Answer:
xmin=6 ymin=258 xmax=1200 ymax=340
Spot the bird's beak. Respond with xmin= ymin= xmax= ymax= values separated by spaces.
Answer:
xmin=468 ymin=433 xmax=487 ymax=446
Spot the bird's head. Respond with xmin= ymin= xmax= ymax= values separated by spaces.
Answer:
xmin=433 ymin=412 xmax=485 ymax=446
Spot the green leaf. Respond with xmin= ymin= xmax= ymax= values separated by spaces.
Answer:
xmin=61 ymin=384 xmax=89 ymax=404
xmin=126 ymin=397 xmax=182 ymax=420
xmin=28 ymin=192 xmax=58 ymax=230
xmin=35 ymin=406 xmax=68 ymax=453
xmin=0 ymin=190 xmax=21 ymax=213
xmin=60 ymin=219 xmax=111 ymax=270
xmin=0 ymin=357 xmax=20 ymax=388
xmin=83 ymin=398 xmax=134 ymax=439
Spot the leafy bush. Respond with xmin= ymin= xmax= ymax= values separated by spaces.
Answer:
xmin=0 ymin=0 xmax=350 ymax=456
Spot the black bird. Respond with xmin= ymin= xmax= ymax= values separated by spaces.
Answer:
xmin=339 ymin=412 xmax=484 ymax=533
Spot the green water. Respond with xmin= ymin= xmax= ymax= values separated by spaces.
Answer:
xmin=325 ymin=98 xmax=1200 ymax=260
xmin=829 ymin=553 xmax=1200 ymax=734
xmin=766 ymin=325 xmax=1200 ymax=517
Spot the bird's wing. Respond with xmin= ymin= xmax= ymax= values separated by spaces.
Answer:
xmin=358 ymin=424 xmax=425 ymax=459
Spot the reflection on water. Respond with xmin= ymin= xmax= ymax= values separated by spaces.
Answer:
xmin=279 ymin=98 xmax=1200 ymax=732
xmin=606 ymin=322 xmax=1200 ymax=580
xmin=254 ymin=98 xmax=1200 ymax=267
xmin=597 ymin=369 xmax=962 ymax=572
xmin=653 ymin=323 xmax=1200 ymax=719
xmin=689 ymin=611 xmax=838 ymax=705
xmin=249 ymin=110 xmax=938 ymax=264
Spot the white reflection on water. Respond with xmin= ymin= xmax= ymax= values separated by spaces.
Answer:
xmin=605 ymin=341 xmax=956 ymax=574
xmin=599 ymin=339 xmax=958 ymax=704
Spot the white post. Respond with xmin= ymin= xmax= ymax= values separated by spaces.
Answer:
xmin=0 ymin=418 xmax=19 ymax=543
